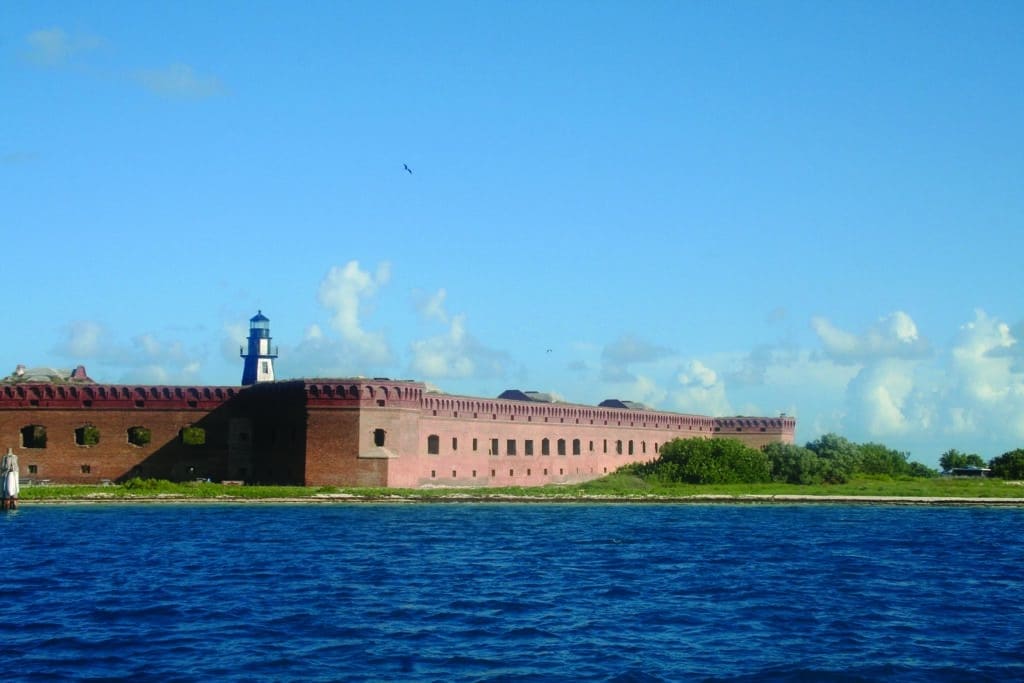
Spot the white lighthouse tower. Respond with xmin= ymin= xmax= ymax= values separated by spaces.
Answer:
xmin=240 ymin=310 xmax=278 ymax=385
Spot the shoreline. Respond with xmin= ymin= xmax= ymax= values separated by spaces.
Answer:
xmin=19 ymin=493 xmax=1024 ymax=506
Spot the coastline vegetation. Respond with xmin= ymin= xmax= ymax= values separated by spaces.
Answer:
xmin=18 ymin=472 xmax=1024 ymax=503
xmin=17 ymin=435 xmax=1024 ymax=504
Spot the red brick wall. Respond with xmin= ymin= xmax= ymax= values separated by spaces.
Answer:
xmin=0 ymin=380 xmax=797 ymax=488
xmin=0 ymin=405 xmax=231 ymax=483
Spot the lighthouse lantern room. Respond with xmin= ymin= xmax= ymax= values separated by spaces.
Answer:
xmin=240 ymin=310 xmax=278 ymax=385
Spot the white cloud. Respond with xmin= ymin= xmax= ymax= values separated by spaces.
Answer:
xmin=52 ymin=319 xmax=206 ymax=384
xmin=55 ymin=320 xmax=109 ymax=358
xmin=812 ymin=311 xmax=930 ymax=363
xmin=409 ymin=297 xmax=509 ymax=380
xmin=24 ymin=27 xmax=101 ymax=66
xmin=414 ymin=288 xmax=449 ymax=323
xmin=134 ymin=64 xmax=225 ymax=98
xmin=845 ymin=360 xmax=917 ymax=435
xmin=672 ymin=360 xmax=732 ymax=416
xmin=316 ymin=261 xmax=393 ymax=366
xmin=601 ymin=334 xmax=673 ymax=382
xmin=304 ymin=324 xmax=324 ymax=341
xmin=945 ymin=309 xmax=1024 ymax=439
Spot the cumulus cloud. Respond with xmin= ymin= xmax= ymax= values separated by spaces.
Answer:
xmin=313 ymin=261 xmax=393 ymax=367
xmin=55 ymin=320 xmax=110 ymax=358
xmin=671 ymin=360 xmax=732 ymax=416
xmin=601 ymin=334 xmax=673 ymax=382
xmin=844 ymin=360 xmax=919 ymax=435
xmin=726 ymin=344 xmax=780 ymax=386
xmin=410 ymin=315 xmax=508 ymax=379
xmin=945 ymin=309 xmax=1024 ymax=439
xmin=134 ymin=63 xmax=225 ymax=98
xmin=24 ymin=27 xmax=101 ymax=66
xmin=812 ymin=311 xmax=930 ymax=363
xmin=52 ymin=320 xmax=205 ymax=383
xmin=408 ymin=291 xmax=509 ymax=380
xmin=413 ymin=288 xmax=449 ymax=323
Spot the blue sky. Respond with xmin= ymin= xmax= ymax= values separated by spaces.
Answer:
xmin=3 ymin=2 xmax=1022 ymax=467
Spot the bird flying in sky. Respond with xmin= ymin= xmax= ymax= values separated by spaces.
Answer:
xmin=403 ymin=164 xmax=413 ymax=174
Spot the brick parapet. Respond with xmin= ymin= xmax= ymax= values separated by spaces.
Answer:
xmin=420 ymin=392 xmax=717 ymax=432
xmin=0 ymin=382 xmax=240 ymax=411
xmin=297 ymin=378 xmax=425 ymax=409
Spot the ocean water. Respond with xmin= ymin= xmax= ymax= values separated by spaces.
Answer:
xmin=3 ymin=503 xmax=1024 ymax=682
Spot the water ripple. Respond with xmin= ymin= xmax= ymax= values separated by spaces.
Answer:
xmin=4 ymin=503 xmax=1024 ymax=681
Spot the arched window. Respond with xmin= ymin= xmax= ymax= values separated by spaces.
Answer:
xmin=541 ymin=438 xmax=550 ymax=456
xmin=557 ymin=439 xmax=566 ymax=456
xmin=427 ymin=434 xmax=440 ymax=455
xmin=572 ymin=439 xmax=581 ymax=455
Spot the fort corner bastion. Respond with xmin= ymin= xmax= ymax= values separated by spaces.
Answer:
xmin=0 ymin=314 xmax=795 ymax=488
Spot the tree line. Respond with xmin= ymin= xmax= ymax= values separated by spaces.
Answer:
xmin=623 ymin=434 xmax=1024 ymax=485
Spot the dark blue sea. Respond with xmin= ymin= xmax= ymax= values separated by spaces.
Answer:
xmin=4 ymin=503 xmax=1024 ymax=682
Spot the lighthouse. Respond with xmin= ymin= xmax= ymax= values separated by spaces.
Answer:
xmin=240 ymin=310 xmax=278 ymax=385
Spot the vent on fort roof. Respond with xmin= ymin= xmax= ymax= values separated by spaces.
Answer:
xmin=598 ymin=399 xmax=651 ymax=410
xmin=498 ymin=389 xmax=555 ymax=403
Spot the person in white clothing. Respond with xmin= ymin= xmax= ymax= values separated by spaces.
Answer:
xmin=1 ymin=448 xmax=19 ymax=511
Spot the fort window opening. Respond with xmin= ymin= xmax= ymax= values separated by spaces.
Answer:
xmin=75 ymin=425 xmax=100 ymax=447
xmin=472 ymin=438 xmax=478 ymax=452
xmin=589 ymin=441 xmax=594 ymax=452
xmin=525 ymin=439 xmax=534 ymax=456
xmin=81 ymin=464 xmax=91 ymax=474
xmin=572 ymin=439 xmax=581 ymax=455
xmin=616 ymin=440 xmax=623 ymax=455
xmin=374 ymin=429 xmax=386 ymax=447
xmin=427 ymin=434 xmax=440 ymax=455
xmin=127 ymin=426 xmax=151 ymax=447
xmin=541 ymin=438 xmax=550 ymax=455
xmin=21 ymin=425 xmax=47 ymax=449
xmin=452 ymin=437 xmax=458 ymax=451
xmin=603 ymin=439 xmax=607 ymax=453
xmin=557 ymin=439 xmax=566 ymax=456
xmin=507 ymin=439 xmax=517 ymax=456
xmin=181 ymin=427 xmax=206 ymax=447
xmin=28 ymin=465 xmax=37 ymax=475
xmin=491 ymin=438 xmax=500 ymax=456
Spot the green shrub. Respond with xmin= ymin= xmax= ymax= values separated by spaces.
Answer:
xmin=634 ymin=437 xmax=771 ymax=485
xmin=181 ymin=426 xmax=206 ymax=446
xmin=76 ymin=425 xmax=100 ymax=446
xmin=990 ymin=449 xmax=1024 ymax=479
xmin=128 ymin=426 xmax=152 ymax=447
